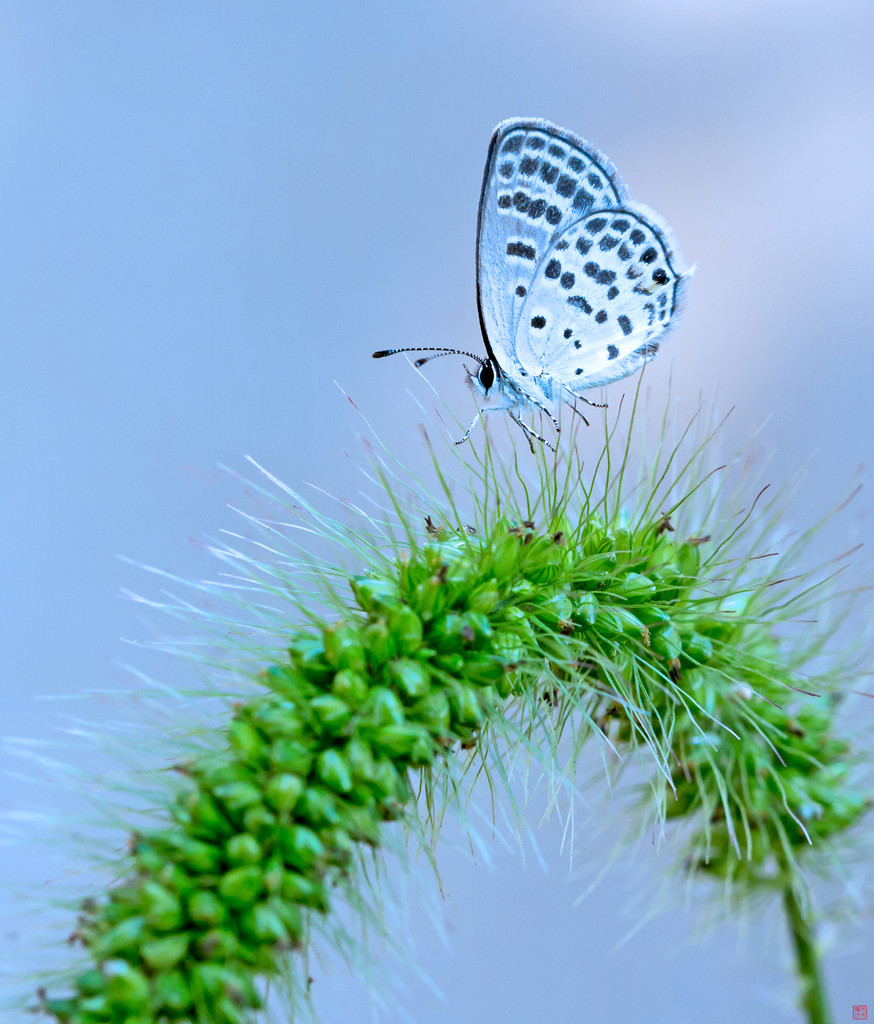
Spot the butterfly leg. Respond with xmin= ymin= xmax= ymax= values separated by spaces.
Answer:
xmin=578 ymin=394 xmax=608 ymax=409
xmin=510 ymin=413 xmax=556 ymax=453
xmin=454 ymin=411 xmax=482 ymax=447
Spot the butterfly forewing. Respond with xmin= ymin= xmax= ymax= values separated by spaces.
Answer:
xmin=514 ymin=208 xmax=685 ymax=390
xmin=476 ymin=119 xmax=626 ymax=369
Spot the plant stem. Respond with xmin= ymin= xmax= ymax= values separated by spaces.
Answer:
xmin=782 ymin=880 xmax=832 ymax=1024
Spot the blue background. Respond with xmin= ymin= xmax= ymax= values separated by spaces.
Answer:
xmin=2 ymin=2 xmax=872 ymax=1021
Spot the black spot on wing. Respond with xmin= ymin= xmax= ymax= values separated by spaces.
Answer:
xmin=568 ymin=296 xmax=592 ymax=314
xmin=540 ymin=161 xmax=559 ymax=184
xmin=617 ymin=315 xmax=633 ymax=336
xmin=501 ymin=134 xmax=523 ymax=153
xmin=507 ymin=242 xmax=536 ymax=260
xmin=531 ymin=315 xmax=546 ymax=329
xmin=595 ymin=310 xmax=608 ymax=324
xmin=560 ymin=271 xmax=575 ymax=289
xmin=572 ymin=188 xmax=594 ymax=213
xmin=556 ymin=174 xmax=576 ymax=197
xmin=607 ymin=344 xmax=619 ymax=359
xmin=545 ymin=259 xmax=561 ymax=279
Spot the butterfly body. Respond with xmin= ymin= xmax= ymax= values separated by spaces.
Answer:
xmin=374 ymin=117 xmax=689 ymax=445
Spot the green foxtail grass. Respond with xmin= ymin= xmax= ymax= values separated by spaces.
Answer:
xmin=13 ymin=386 xmax=873 ymax=1024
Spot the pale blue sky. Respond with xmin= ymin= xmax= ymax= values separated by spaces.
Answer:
xmin=2 ymin=3 xmax=872 ymax=1021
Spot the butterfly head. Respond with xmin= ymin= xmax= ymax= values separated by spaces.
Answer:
xmin=466 ymin=358 xmax=496 ymax=398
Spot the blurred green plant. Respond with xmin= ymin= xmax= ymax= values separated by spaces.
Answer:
xmin=24 ymin=391 xmax=872 ymax=1024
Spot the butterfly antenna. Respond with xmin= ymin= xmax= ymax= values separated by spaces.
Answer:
xmin=372 ymin=346 xmax=484 ymax=369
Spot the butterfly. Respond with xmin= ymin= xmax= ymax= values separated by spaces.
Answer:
xmin=374 ymin=117 xmax=690 ymax=449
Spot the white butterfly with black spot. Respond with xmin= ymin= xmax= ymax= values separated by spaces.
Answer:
xmin=374 ymin=117 xmax=690 ymax=449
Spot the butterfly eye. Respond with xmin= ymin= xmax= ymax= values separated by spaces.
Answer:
xmin=478 ymin=362 xmax=495 ymax=390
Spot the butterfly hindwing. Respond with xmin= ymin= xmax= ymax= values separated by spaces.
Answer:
xmin=513 ymin=206 xmax=686 ymax=390
xmin=476 ymin=118 xmax=626 ymax=368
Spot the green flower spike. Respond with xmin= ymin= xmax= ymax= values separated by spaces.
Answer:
xmin=22 ymin=392 xmax=873 ymax=1024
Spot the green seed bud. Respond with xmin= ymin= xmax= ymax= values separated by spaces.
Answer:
xmin=364 ymin=686 xmax=406 ymax=727
xmin=104 ymin=960 xmax=149 ymax=1008
xmin=492 ymin=534 xmax=521 ymax=578
xmin=346 ymin=737 xmax=376 ymax=779
xmin=651 ymin=623 xmax=683 ymax=661
xmin=575 ymin=592 xmax=599 ymax=625
xmin=350 ymin=576 xmax=403 ymax=613
xmin=468 ymin=580 xmax=501 ymax=613
xmin=317 ymin=749 xmax=354 ymax=793
xmin=227 ymin=720 xmax=265 ymax=763
xmin=310 ymin=694 xmax=353 ymax=735
xmin=323 ymin=623 xmax=367 ymax=671
xmin=683 ymin=631 xmax=714 ymax=666
xmin=617 ymin=572 xmax=657 ymax=598
xmin=227 ymin=833 xmax=262 ymax=865
xmin=266 ymin=772 xmax=305 ymax=814
xmin=595 ymin=605 xmax=645 ymax=636
xmin=269 ymin=738 xmax=313 ymax=775
xmin=388 ymin=606 xmax=424 ymax=654
xmin=389 ymin=658 xmax=430 ymax=700
xmin=278 ymin=826 xmax=325 ymax=871
xmin=196 ymin=928 xmax=239 ymax=960
xmin=218 ymin=865 xmax=264 ymax=907
xmin=142 ymin=881 xmax=183 ymax=932
xmin=74 ymin=969 xmax=106 ymax=996
xmin=243 ymin=804 xmax=277 ymax=836
xmin=372 ymin=723 xmax=429 ymax=759
xmin=187 ymin=791 xmax=231 ymax=835
xmin=240 ymin=902 xmax=288 ymax=944
xmin=435 ymin=652 xmax=465 ymax=676
xmin=637 ymin=605 xmax=671 ymax=627
xmin=92 ymin=916 xmax=146 ymax=960
xmin=331 ymin=668 xmax=369 ymax=706
xmin=271 ymin=897 xmax=305 ymax=943
xmin=141 ymin=932 xmax=190 ymax=970
xmin=213 ymin=780 xmax=263 ymax=812
xmin=412 ymin=690 xmax=451 ymax=733
xmin=298 ymin=787 xmax=341 ymax=826
xmin=362 ymin=619 xmax=397 ymax=663
xmin=188 ymin=890 xmax=228 ymax=927
xmin=281 ymin=871 xmax=329 ymax=911
xmin=447 ymin=682 xmax=484 ymax=728
xmin=369 ymin=758 xmax=404 ymax=801
xmin=154 ymin=970 xmax=191 ymax=1012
